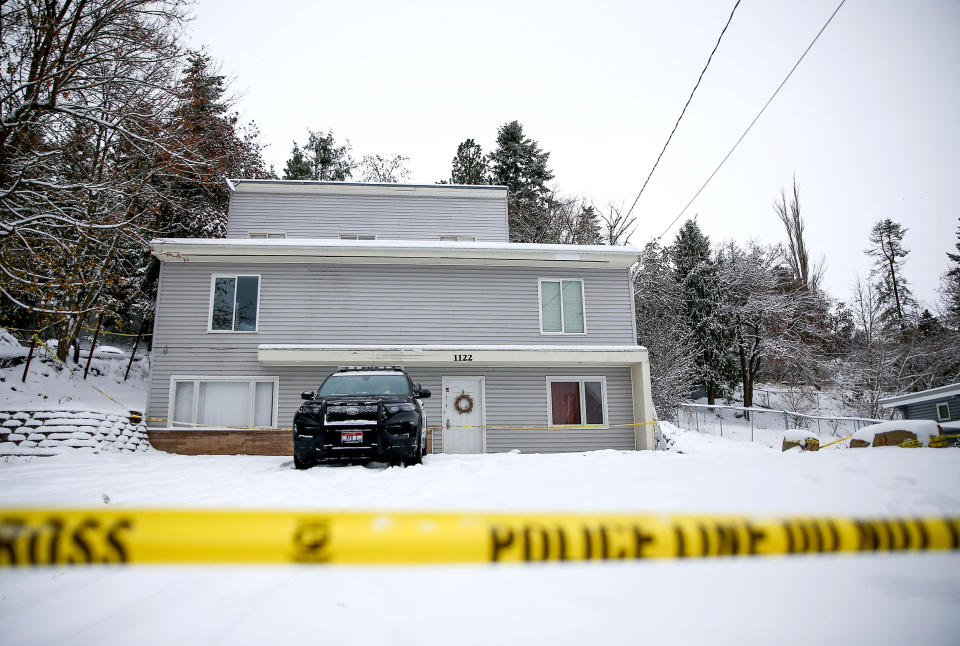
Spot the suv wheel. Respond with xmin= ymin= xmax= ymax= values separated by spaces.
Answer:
xmin=293 ymin=452 xmax=314 ymax=470
xmin=409 ymin=440 xmax=423 ymax=466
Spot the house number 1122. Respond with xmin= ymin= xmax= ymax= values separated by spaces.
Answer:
xmin=453 ymin=354 xmax=473 ymax=362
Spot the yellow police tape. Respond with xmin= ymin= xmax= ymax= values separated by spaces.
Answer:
xmin=0 ymin=509 xmax=957 ymax=567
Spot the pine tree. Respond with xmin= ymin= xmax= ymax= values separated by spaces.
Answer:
xmin=450 ymin=139 xmax=488 ymax=184
xmin=633 ymin=241 xmax=697 ymax=419
xmin=866 ymin=219 xmax=915 ymax=328
xmin=669 ymin=220 xmax=737 ymax=404
xmin=488 ymin=121 xmax=555 ymax=242
xmin=283 ymin=143 xmax=312 ymax=180
xmin=943 ymin=217 xmax=960 ymax=325
xmin=159 ymin=50 xmax=272 ymax=238
xmin=570 ymin=204 xmax=603 ymax=245
xmin=282 ymin=129 xmax=354 ymax=181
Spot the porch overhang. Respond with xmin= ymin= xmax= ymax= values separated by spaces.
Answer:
xmin=256 ymin=344 xmax=649 ymax=367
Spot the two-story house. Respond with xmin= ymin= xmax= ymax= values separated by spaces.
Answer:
xmin=145 ymin=180 xmax=654 ymax=455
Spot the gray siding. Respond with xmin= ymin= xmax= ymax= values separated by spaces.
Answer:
xmin=900 ymin=397 xmax=960 ymax=422
xmin=151 ymin=262 xmax=636 ymax=347
xmin=225 ymin=191 xmax=508 ymax=241
xmin=146 ymin=356 xmax=635 ymax=453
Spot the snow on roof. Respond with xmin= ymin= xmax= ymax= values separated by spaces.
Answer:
xmin=879 ymin=383 xmax=960 ymax=408
xmin=230 ymin=178 xmax=508 ymax=189
xmin=327 ymin=371 xmax=406 ymax=377
xmin=150 ymin=237 xmax=639 ymax=255
xmin=149 ymin=238 xmax=642 ymax=268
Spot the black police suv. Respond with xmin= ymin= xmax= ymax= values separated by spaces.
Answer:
xmin=292 ymin=366 xmax=431 ymax=469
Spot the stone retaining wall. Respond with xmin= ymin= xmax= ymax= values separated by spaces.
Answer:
xmin=0 ymin=409 xmax=150 ymax=454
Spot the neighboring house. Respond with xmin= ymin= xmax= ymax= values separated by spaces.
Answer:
xmin=879 ymin=383 xmax=960 ymax=424
xmin=145 ymin=180 xmax=653 ymax=455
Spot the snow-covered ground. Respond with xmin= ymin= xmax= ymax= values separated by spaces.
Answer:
xmin=2 ymin=425 xmax=960 ymax=645
xmin=0 ymin=330 xmax=148 ymax=413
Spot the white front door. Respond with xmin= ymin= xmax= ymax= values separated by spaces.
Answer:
xmin=442 ymin=376 xmax=485 ymax=454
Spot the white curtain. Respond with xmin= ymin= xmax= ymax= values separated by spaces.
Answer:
xmin=254 ymin=381 xmax=274 ymax=427
xmin=173 ymin=382 xmax=194 ymax=426
xmin=197 ymin=381 xmax=249 ymax=428
xmin=541 ymin=281 xmax=562 ymax=332
xmin=561 ymin=280 xmax=584 ymax=333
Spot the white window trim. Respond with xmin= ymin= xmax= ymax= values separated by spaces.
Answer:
xmin=937 ymin=402 xmax=951 ymax=421
xmin=339 ymin=233 xmax=377 ymax=240
xmin=538 ymin=278 xmax=588 ymax=335
xmin=167 ymin=375 xmax=280 ymax=430
xmin=248 ymin=232 xmax=286 ymax=239
xmin=438 ymin=234 xmax=477 ymax=241
xmin=207 ymin=274 xmax=261 ymax=334
xmin=545 ymin=376 xmax=608 ymax=427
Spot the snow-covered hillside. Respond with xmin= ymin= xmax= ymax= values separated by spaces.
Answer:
xmin=0 ymin=329 xmax=148 ymax=413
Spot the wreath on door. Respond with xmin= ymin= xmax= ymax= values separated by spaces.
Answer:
xmin=454 ymin=392 xmax=474 ymax=415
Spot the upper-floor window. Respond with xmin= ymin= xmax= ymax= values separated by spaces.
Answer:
xmin=248 ymin=232 xmax=286 ymax=239
xmin=539 ymin=279 xmax=585 ymax=334
xmin=937 ymin=402 xmax=951 ymax=421
xmin=209 ymin=275 xmax=260 ymax=333
xmin=339 ymin=233 xmax=377 ymax=240
xmin=438 ymin=235 xmax=477 ymax=241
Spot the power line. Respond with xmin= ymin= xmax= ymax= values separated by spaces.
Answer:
xmin=625 ymin=0 xmax=742 ymax=218
xmin=656 ymin=0 xmax=847 ymax=242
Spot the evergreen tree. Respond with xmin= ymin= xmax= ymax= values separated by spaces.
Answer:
xmin=943 ymin=217 xmax=960 ymax=325
xmin=282 ymin=129 xmax=354 ymax=181
xmin=633 ymin=241 xmax=697 ymax=419
xmin=488 ymin=121 xmax=555 ymax=242
xmin=158 ymin=50 xmax=273 ymax=238
xmin=570 ymin=204 xmax=603 ymax=245
xmin=866 ymin=219 xmax=915 ymax=328
xmin=450 ymin=139 xmax=488 ymax=184
xmin=283 ymin=143 xmax=312 ymax=180
xmin=669 ymin=220 xmax=737 ymax=404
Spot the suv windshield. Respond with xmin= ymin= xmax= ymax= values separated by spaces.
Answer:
xmin=317 ymin=374 xmax=411 ymax=397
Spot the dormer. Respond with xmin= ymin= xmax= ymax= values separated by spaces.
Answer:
xmin=224 ymin=180 xmax=509 ymax=242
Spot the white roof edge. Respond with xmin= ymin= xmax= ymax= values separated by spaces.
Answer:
xmin=229 ymin=179 xmax=508 ymax=197
xmin=149 ymin=238 xmax=642 ymax=268
xmin=879 ymin=383 xmax=960 ymax=407
xmin=149 ymin=238 xmax=640 ymax=254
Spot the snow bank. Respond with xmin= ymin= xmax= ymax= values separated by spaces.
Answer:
xmin=851 ymin=420 xmax=942 ymax=447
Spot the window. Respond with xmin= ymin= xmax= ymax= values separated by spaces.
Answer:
xmin=546 ymin=377 xmax=607 ymax=426
xmin=169 ymin=376 xmax=279 ymax=428
xmin=937 ymin=402 xmax=951 ymax=421
xmin=339 ymin=233 xmax=377 ymax=240
xmin=438 ymin=235 xmax=477 ymax=241
xmin=248 ymin=232 xmax=286 ymax=239
xmin=539 ymin=279 xmax=585 ymax=334
xmin=209 ymin=275 xmax=260 ymax=332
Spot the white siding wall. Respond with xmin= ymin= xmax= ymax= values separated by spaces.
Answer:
xmin=225 ymin=191 xmax=508 ymax=241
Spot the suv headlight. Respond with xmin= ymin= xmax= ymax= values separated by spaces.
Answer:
xmin=299 ymin=404 xmax=323 ymax=415
xmin=385 ymin=403 xmax=416 ymax=414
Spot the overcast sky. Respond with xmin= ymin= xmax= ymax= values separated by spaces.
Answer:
xmin=188 ymin=0 xmax=959 ymax=310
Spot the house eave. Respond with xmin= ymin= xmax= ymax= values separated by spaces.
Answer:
xmin=878 ymin=383 xmax=960 ymax=408
xmin=257 ymin=344 xmax=649 ymax=367
xmin=149 ymin=239 xmax=641 ymax=269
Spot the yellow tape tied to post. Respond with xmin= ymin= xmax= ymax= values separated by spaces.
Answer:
xmin=0 ymin=509 xmax=958 ymax=567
